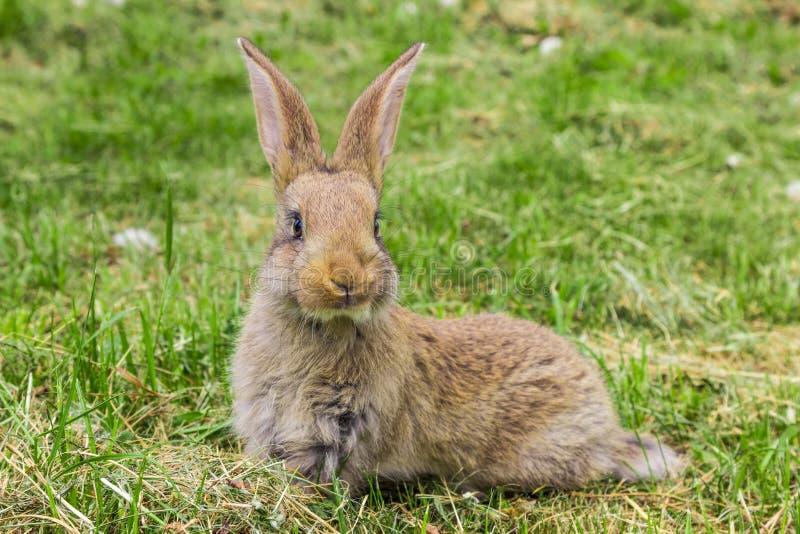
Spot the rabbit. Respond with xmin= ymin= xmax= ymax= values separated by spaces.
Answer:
xmin=231 ymin=38 xmax=684 ymax=494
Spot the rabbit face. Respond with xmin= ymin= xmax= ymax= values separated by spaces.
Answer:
xmin=265 ymin=171 xmax=398 ymax=322
xmin=238 ymin=38 xmax=423 ymax=322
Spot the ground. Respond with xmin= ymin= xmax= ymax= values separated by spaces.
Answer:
xmin=1 ymin=0 xmax=799 ymax=532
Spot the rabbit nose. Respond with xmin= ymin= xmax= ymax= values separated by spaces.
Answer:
xmin=331 ymin=277 xmax=351 ymax=294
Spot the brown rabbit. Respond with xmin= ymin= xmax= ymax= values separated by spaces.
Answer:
xmin=231 ymin=38 xmax=683 ymax=494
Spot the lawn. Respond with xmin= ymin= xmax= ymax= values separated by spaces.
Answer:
xmin=1 ymin=0 xmax=799 ymax=532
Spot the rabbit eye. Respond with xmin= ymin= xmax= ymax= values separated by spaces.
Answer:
xmin=291 ymin=213 xmax=303 ymax=240
xmin=373 ymin=212 xmax=381 ymax=238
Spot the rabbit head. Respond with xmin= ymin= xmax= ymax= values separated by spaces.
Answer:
xmin=238 ymin=39 xmax=424 ymax=323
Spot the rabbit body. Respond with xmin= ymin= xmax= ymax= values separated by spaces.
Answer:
xmin=231 ymin=39 xmax=681 ymax=492
xmin=234 ymin=302 xmax=671 ymax=492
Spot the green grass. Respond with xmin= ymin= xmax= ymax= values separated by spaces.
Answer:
xmin=1 ymin=0 xmax=799 ymax=531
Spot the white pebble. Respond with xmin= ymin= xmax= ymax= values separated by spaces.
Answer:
xmin=725 ymin=153 xmax=742 ymax=169
xmin=112 ymin=228 xmax=158 ymax=251
xmin=401 ymin=2 xmax=418 ymax=15
xmin=787 ymin=180 xmax=800 ymax=202
xmin=539 ymin=36 xmax=563 ymax=56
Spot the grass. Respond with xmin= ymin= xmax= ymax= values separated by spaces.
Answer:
xmin=1 ymin=0 xmax=799 ymax=531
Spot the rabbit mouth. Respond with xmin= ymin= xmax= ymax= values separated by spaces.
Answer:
xmin=290 ymin=283 xmax=371 ymax=316
xmin=288 ymin=266 xmax=398 ymax=322
xmin=303 ymin=298 xmax=374 ymax=323
xmin=314 ymin=306 xmax=372 ymax=323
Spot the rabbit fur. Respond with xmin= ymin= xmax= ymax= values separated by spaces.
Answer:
xmin=231 ymin=38 xmax=683 ymax=493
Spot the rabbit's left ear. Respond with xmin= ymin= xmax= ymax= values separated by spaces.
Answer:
xmin=238 ymin=38 xmax=326 ymax=193
xmin=331 ymin=43 xmax=425 ymax=193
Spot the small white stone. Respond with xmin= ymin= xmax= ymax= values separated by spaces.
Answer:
xmin=269 ymin=511 xmax=285 ymax=530
xmin=112 ymin=228 xmax=158 ymax=251
xmin=462 ymin=491 xmax=480 ymax=503
xmin=786 ymin=180 xmax=800 ymax=202
xmin=401 ymin=2 xmax=418 ymax=15
xmin=725 ymin=153 xmax=742 ymax=169
xmin=539 ymin=36 xmax=563 ymax=56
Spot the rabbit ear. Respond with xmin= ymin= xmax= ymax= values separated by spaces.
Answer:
xmin=237 ymin=38 xmax=325 ymax=192
xmin=331 ymin=43 xmax=425 ymax=192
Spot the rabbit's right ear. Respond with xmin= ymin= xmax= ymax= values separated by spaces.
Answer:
xmin=237 ymin=38 xmax=325 ymax=192
xmin=331 ymin=43 xmax=425 ymax=193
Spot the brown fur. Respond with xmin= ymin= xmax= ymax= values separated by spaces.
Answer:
xmin=231 ymin=39 xmax=683 ymax=493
